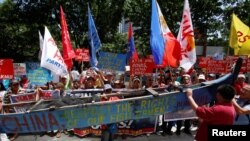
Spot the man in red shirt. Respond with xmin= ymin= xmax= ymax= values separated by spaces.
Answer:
xmin=234 ymin=74 xmax=248 ymax=96
xmin=186 ymin=85 xmax=236 ymax=141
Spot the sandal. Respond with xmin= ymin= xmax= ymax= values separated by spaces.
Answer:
xmin=56 ymin=131 xmax=62 ymax=138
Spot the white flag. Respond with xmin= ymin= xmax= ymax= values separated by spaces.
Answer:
xmin=40 ymin=26 xmax=68 ymax=76
xmin=177 ymin=0 xmax=196 ymax=72
xmin=38 ymin=31 xmax=43 ymax=60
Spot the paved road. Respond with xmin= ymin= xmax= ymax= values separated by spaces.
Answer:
xmin=13 ymin=114 xmax=249 ymax=141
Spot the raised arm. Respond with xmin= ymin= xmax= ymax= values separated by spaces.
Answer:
xmin=186 ymin=88 xmax=198 ymax=111
xmin=232 ymin=98 xmax=250 ymax=114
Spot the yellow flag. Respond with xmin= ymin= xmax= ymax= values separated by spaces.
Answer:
xmin=229 ymin=13 xmax=250 ymax=55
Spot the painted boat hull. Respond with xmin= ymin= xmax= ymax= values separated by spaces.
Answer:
xmin=0 ymin=58 xmax=242 ymax=133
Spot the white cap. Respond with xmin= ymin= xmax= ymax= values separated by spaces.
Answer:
xmin=198 ymin=74 xmax=206 ymax=80
xmin=104 ymin=84 xmax=112 ymax=90
xmin=238 ymin=74 xmax=246 ymax=79
xmin=174 ymin=81 xmax=181 ymax=86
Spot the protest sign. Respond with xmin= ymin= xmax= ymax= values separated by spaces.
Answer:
xmin=130 ymin=58 xmax=154 ymax=75
xmin=73 ymin=117 xmax=156 ymax=137
xmin=26 ymin=62 xmax=53 ymax=86
xmin=75 ymin=48 xmax=90 ymax=62
xmin=39 ymin=90 xmax=60 ymax=100
xmin=10 ymin=92 xmax=37 ymax=113
xmin=14 ymin=63 xmax=27 ymax=76
xmin=0 ymin=59 xmax=14 ymax=79
xmin=98 ymin=52 xmax=126 ymax=71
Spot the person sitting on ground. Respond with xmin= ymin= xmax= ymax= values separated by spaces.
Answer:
xmin=186 ymin=84 xmax=236 ymax=141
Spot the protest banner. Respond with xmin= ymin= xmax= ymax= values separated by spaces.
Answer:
xmin=14 ymin=63 xmax=27 ymax=76
xmin=247 ymin=58 xmax=250 ymax=72
xmin=206 ymin=59 xmax=227 ymax=74
xmin=225 ymin=55 xmax=248 ymax=73
xmin=0 ymin=57 xmax=241 ymax=134
xmin=130 ymin=58 xmax=154 ymax=75
xmin=26 ymin=62 xmax=53 ymax=86
xmin=73 ymin=117 xmax=156 ymax=137
xmin=0 ymin=85 xmax=214 ymax=133
xmin=75 ymin=48 xmax=90 ymax=62
xmin=39 ymin=90 xmax=60 ymax=100
xmin=0 ymin=59 xmax=14 ymax=79
xmin=98 ymin=52 xmax=126 ymax=71
xmin=198 ymin=56 xmax=211 ymax=68
xmin=10 ymin=92 xmax=37 ymax=113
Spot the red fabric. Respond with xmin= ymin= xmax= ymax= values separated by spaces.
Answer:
xmin=195 ymin=103 xmax=236 ymax=141
xmin=0 ymin=59 xmax=14 ymax=79
xmin=234 ymin=82 xmax=247 ymax=95
xmin=128 ymin=22 xmax=138 ymax=60
xmin=60 ymin=6 xmax=76 ymax=70
xmin=162 ymin=32 xmax=181 ymax=68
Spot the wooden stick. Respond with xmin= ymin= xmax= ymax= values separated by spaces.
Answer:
xmin=26 ymin=99 xmax=44 ymax=113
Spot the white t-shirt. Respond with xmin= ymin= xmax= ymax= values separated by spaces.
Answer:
xmin=71 ymin=70 xmax=80 ymax=81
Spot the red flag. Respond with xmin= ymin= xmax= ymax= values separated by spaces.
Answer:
xmin=127 ymin=22 xmax=138 ymax=62
xmin=60 ymin=5 xmax=75 ymax=70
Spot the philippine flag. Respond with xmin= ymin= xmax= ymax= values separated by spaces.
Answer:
xmin=150 ymin=0 xmax=181 ymax=67
xmin=127 ymin=22 xmax=138 ymax=63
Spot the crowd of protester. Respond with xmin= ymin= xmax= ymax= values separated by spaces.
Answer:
xmin=0 ymin=66 xmax=250 ymax=141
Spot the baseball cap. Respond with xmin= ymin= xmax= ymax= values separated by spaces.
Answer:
xmin=198 ymin=74 xmax=206 ymax=80
xmin=238 ymin=74 xmax=246 ymax=79
xmin=104 ymin=84 xmax=112 ymax=90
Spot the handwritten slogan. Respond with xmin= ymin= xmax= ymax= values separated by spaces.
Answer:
xmin=73 ymin=117 xmax=156 ymax=137
xmin=98 ymin=52 xmax=126 ymax=71
xmin=0 ymin=83 xmax=215 ymax=133
xmin=130 ymin=58 xmax=155 ymax=75
xmin=198 ymin=56 xmax=250 ymax=73
xmin=26 ymin=62 xmax=53 ymax=86
xmin=75 ymin=48 xmax=90 ymax=62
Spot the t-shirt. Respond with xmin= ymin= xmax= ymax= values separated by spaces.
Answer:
xmin=234 ymin=82 xmax=247 ymax=95
xmin=195 ymin=102 xmax=236 ymax=141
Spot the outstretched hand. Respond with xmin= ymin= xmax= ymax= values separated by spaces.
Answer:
xmin=186 ymin=88 xmax=193 ymax=97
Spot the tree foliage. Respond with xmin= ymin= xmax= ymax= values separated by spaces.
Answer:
xmin=0 ymin=0 xmax=250 ymax=62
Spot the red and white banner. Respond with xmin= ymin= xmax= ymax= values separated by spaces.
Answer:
xmin=198 ymin=56 xmax=250 ymax=73
xmin=75 ymin=48 xmax=90 ymax=62
xmin=10 ymin=92 xmax=37 ymax=113
xmin=130 ymin=58 xmax=155 ymax=75
xmin=0 ymin=59 xmax=14 ymax=79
